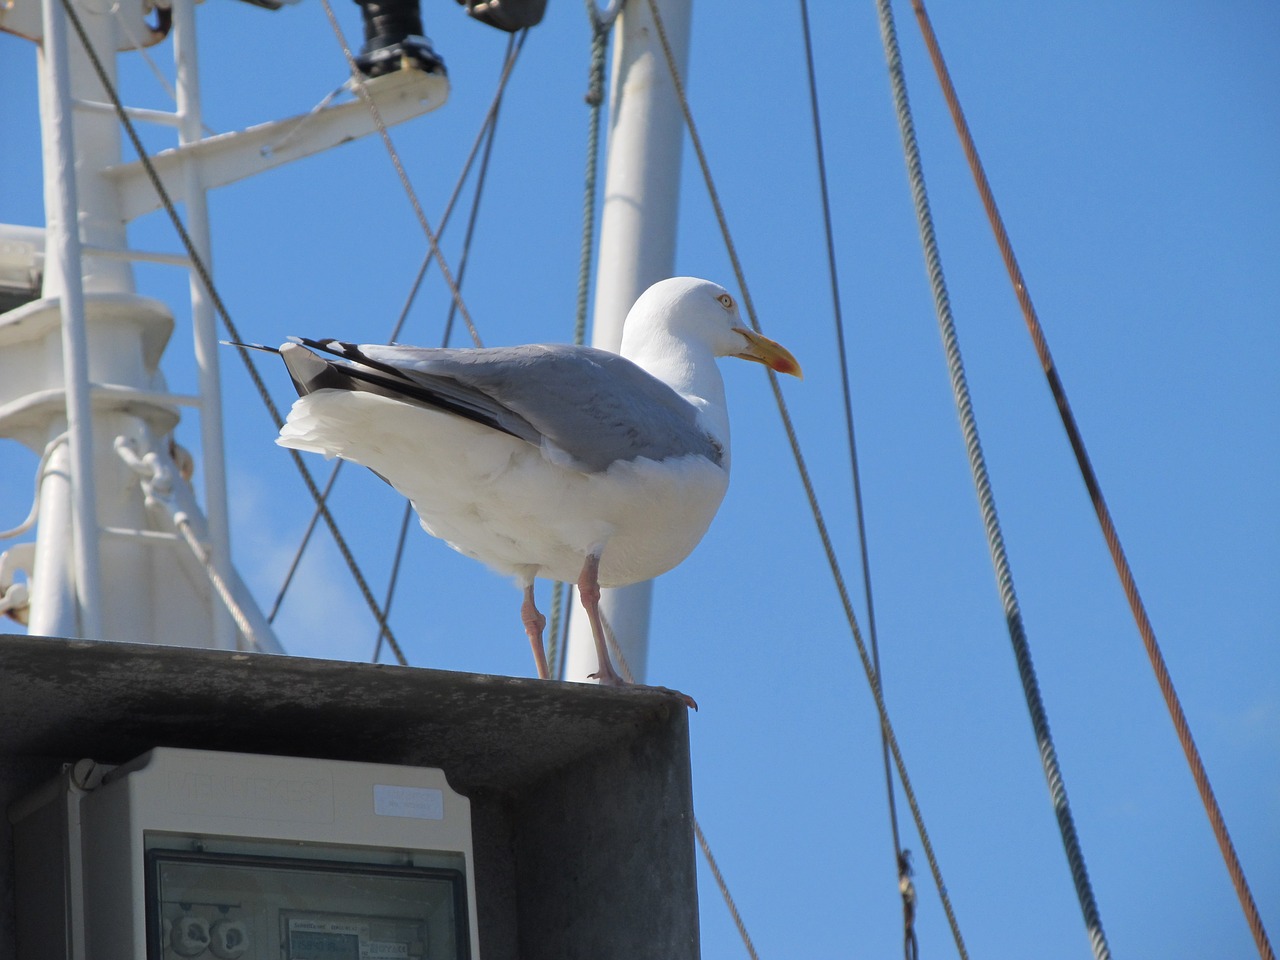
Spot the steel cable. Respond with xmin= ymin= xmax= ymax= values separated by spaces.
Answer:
xmin=318 ymin=0 xmax=484 ymax=349
xmin=874 ymin=0 xmax=1113 ymax=957
xmin=907 ymin=3 xmax=1274 ymax=957
xmin=644 ymin=0 xmax=969 ymax=956
xmin=369 ymin=35 xmax=520 ymax=661
xmin=58 ymin=0 xmax=407 ymax=663
xmin=796 ymin=0 xmax=907 ymax=903
xmin=695 ymin=819 xmax=762 ymax=960
xmin=269 ymin=33 xmax=525 ymax=649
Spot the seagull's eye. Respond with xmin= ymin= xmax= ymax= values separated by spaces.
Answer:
xmin=717 ymin=293 xmax=734 ymax=310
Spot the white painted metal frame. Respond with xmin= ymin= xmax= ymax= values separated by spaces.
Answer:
xmin=36 ymin=0 xmax=104 ymax=639
xmin=7 ymin=0 xmax=448 ymax=649
xmin=104 ymin=67 xmax=449 ymax=223
xmin=171 ymin=0 xmax=235 ymax=648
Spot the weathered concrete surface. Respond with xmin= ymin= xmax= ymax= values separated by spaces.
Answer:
xmin=0 ymin=634 xmax=700 ymax=960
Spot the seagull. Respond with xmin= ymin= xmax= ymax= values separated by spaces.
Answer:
xmin=271 ymin=277 xmax=802 ymax=691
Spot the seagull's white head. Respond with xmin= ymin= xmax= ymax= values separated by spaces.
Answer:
xmin=620 ymin=277 xmax=803 ymax=384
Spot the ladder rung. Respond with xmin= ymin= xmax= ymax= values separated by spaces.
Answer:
xmin=72 ymin=98 xmax=182 ymax=128
xmin=101 ymin=527 xmax=183 ymax=544
xmin=83 ymin=245 xmax=192 ymax=268
xmin=91 ymin=384 xmax=202 ymax=408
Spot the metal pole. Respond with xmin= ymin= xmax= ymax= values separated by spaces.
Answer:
xmin=38 ymin=0 xmax=104 ymax=639
xmin=563 ymin=0 xmax=691 ymax=685
xmin=172 ymin=0 xmax=236 ymax=649
xmin=26 ymin=434 xmax=80 ymax=637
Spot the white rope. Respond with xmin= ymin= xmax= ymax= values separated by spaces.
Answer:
xmin=172 ymin=510 xmax=263 ymax=649
xmin=114 ymin=435 xmax=272 ymax=653
xmin=0 ymin=433 xmax=68 ymax=541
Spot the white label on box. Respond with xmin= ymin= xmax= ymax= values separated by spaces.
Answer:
xmin=373 ymin=784 xmax=444 ymax=820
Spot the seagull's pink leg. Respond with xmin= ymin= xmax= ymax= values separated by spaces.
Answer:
xmin=578 ymin=553 xmax=626 ymax=686
xmin=521 ymin=582 xmax=551 ymax=680
xmin=577 ymin=554 xmax=698 ymax=710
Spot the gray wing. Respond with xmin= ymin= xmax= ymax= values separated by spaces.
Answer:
xmin=286 ymin=339 xmax=721 ymax=473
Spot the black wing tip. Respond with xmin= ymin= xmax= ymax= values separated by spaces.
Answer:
xmin=289 ymin=336 xmax=361 ymax=359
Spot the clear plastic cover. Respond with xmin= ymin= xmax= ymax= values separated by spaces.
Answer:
xmin=147 ymin=845 xmax=467 ymax=960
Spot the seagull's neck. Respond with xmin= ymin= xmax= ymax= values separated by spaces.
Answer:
xmin=622 ymin=329 xmax=732 ymax=458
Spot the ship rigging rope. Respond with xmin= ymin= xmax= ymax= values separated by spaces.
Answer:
xmin=906 ymin=4 xmax=1276 ymax=958
xmin=375 ymin=31 xmax=525 ymax=663
xmin=545 ymin=0 xmax=625 ymax=682
xmin=373 ymin=503 xmax=414 ymax=661
xmin=873 ymin=1 xmax=1116 ymax=957
xmin=57 ymin=0 xmax=407 ymax=663
xmin=0 ymin=434 xmax=67 ymax=541
xmin=643 ymin=1 xmax=970 ymax=957
xmin=595 ymin=608 xmax=761 ymax=960
xmin=796 ymin=0 xmax=908 ymax=907
xmin=317 ymin=0 xmax=484 ymax=349
xmin=171 ymin=507 xmax=266 ymax=651
xmin=173 ymin=514 xmax=262 ymax=648
xmin=695 ymin=819 xmax=762 ymax=960
xmin=551 ymin=11 xmax=761 ymax=951
xmin=114 ymin=434 xmax=274 ymax=653
xmin=264 ymin=32 xmax=527 ymax=656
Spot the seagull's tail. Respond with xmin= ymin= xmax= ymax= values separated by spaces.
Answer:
xmin=221 ymin=338 xmax=350 ymax=399
xmin=277 ymin=341 xmax=362 ymax=399
xmin=220 ymin=340 xmax=280 ymax=355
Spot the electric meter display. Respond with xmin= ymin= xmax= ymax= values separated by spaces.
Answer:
xmin=147 ymin=844 xmax=468 ymax=960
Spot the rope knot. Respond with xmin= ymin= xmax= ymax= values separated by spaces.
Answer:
xmin=899 ymin=849 xmax=919 ymax=960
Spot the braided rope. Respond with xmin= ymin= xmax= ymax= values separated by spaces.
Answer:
xmin=907 ymin=4 xmax=1274 ymax=957
xmin=173 ymin=514 xmax=265 ymax=652
xmin=643 ymin=1 xmax=969 ymax=955
xmin=875 ymin=1 xmax=1115 ymax=957
xmin=272 ymin=35 xmax=525 ymax=644
xmin=317 ymin=0 xmax=485 ymax=349
xmin=695 ymin=819 xmax=762 ymax=960
xmin=796 ymin=0 xmax=907 ymax=898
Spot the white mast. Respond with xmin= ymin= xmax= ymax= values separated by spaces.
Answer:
xmin=563 ymin=0 xmax=692 ymax=685
xmin=22 ymin=0 xmax=165 ymax=642
xmin=0 ymin=0 xmax=446 ymax=651
xmin=32 ymin=0 xmax=104 ymax=639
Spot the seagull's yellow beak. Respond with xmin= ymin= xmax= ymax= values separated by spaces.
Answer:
xmin=732 ymin=327 xmax=803 ymax=379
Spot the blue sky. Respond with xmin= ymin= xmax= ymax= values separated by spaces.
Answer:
xmin=2 ymin=1 xmax=1277 ymax=957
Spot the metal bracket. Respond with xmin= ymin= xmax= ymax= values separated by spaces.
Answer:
xmin=103 ymin=65 xmax=449 ymax=222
